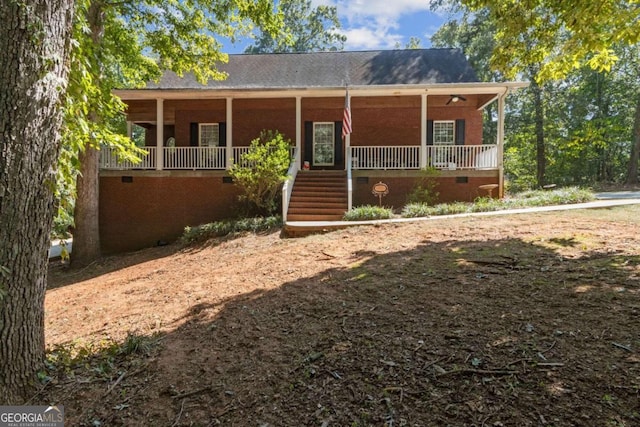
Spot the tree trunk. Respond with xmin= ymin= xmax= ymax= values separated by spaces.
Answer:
xmin=71 ymin=1 xmax=104 ymax=267
xmin=626 ymin=92 xmax=640 ymax=185
xmin=531 ymin=79 xmax=546 ymax=187
xmin=72 ymin=145 xmax=101 ymax=266
xmin=0 ymin=0 xmax=74 ymax=403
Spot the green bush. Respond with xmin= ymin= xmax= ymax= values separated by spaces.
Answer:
xmin=343 ymin=205 xmax=394 ymax=221
xmin=407 ymin=167 xmax=440 ymax=205
xmin=401 ymin=186 xmax=595 ymax=218
xmin=181 ymin=216 xmax=282 ymax=244
xmin=402 ymin=201 xmax=470 ymax=217
xmin=229 ymin=130 xmax=292 ymax=215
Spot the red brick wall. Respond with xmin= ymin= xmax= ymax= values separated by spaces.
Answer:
xmin=233 ymin=98 xmax=297 ymax=146
xmin=350 ymin=96 xmax=422 ymax=146
xmin=99 ymin=175 xmax=241 ymax=253
xmin=353 ymin=176 xmax=500 ymax=209
xmin=175 ymin=109 xmax=226 ymax=147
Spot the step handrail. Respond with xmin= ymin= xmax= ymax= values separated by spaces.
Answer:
xmin=282 ymin=148 xmax=299 ymax=223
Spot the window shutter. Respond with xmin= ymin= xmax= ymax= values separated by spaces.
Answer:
xmin=304 ymin=121 xmax=313 ymax=164
xmin=219 ymin=122 xmax=227 ymax=147
xmin=427 ymin=120 xmax=434 ymax=145
xmin=190 ymin=123 xmax=198 ymax=146
xmin=334 ymin=121 xmax=343 ymax=166
xmin=455 ymin=119 xmax=465 ymax=145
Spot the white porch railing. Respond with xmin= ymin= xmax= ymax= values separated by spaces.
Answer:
xmin=100 ymin=146 xmax=228 ymax=170
xmin=350 ymin=144 xmax=498 ymax=170
xmin=351 ymin=146 xmax=421 ymax=169
xmin=426 ymin=144 xmax=498 ymax=170
xmin=99 ymin=146 xmax=156 ymax=170
xmin=100 ymin=145 xmax=498 ymax=171
xmin=164 ymin=147 xmax=226 ymax=170
xmin=282 ymin=148 xmax=299 ymax=222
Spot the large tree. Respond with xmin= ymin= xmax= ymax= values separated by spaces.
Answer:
xmin=0 ymin=0 xmax=75 ymax=403
xmin=462 ymin=0 xmax=640 ymax=184
xmin=245 ymin=0 xmax=345 ymax=53
xmin=68 ymin=0 xmax=283 ymax=266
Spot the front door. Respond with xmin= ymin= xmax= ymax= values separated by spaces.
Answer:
xmin=313 ymin=122 xmax=335 ymax=167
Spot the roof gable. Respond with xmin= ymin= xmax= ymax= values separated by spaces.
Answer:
xmin=148 ymin=49 xmax=479 ymax=90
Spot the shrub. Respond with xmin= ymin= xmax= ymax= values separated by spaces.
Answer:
xmin=343 ymin=205 xmax=394 ymax=221
xmin=407 ymin=167 xmax=440 ymax=205
xmin=181 ymin=216 xmax=282 ymax=244
xmin=229 ymin=130 xmax=292 ymax=215
xmin=402 ymin=186 xmax=595 ymax=218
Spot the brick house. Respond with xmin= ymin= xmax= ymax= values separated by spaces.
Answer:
xmin=102 ymin=49 xmax=526 ymax=253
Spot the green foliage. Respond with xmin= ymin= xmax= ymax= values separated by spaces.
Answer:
xmin=407 ymin=167 xmax=440 ymax=205
xmin=343 ymin=206 xmax=394 ymax=221
xmin=57 ymin=0 xmax=284 ymax=241
xmin=181 ymin=216 xmax=283 ymax=244
xmin=402 ymin=201 xmax=469 ymax=217
xmin=395 ymin=37 xmax=423 ymax=49
xmin=245 ymin=0 xmax=345 ymax=53
xmin=402 ymin=187 xmax=595 ymax=218
xmin=42 ymin=333 xmax=158 ymax=381
xmin=461 ymin=0 xmax=640 ymax=82
xmin=229 ymin=131 xmax=293 ymax=214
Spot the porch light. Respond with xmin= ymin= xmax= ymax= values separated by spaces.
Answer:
xmin=446 ymin=94 xmax=467 ymax=105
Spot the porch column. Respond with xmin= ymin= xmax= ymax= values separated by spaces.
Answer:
xmin=126 ymin=121 xmax=133 ymax=139
xmin=420 ymin=93 xmax=427 ymax=168
xmin=226 ymin=97 xmax=233 ymax=170
xmin=156 ymin=98 xmax=164 ymax=170
xmin=296 ymin=96 xmax=302 ymax=170
xmin=497 ymin=92 xmax=506 ymax=197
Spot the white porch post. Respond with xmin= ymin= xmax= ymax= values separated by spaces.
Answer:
xmin=497 ymin=92 xmax=506 ymax=197
xmin=296 ymin=96 xmax=302 ymax=170
xmin=156 ymin=98 xmax=164 ymax=170
xmin=226 ymin=97 xmax=233 ymax=170
xmin=420 ymin=93 xmax=427 ymax=169
xmin=126 ymin=121 xmax=133 ymax=139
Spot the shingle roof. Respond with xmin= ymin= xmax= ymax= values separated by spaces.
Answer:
xmin=148 ymin=49 xmax=479 ymax=90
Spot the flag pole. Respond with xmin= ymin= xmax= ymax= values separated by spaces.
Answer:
xmin=342 ymin=86 xmax=352 ymax=171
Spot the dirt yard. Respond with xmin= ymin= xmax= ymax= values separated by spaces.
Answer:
xmin=44 ymin=205 xmax=640 ymax=426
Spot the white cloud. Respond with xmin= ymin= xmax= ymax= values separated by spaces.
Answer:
xmin=311 ymin=0 xmax=441 ymax=50
xmin=338 ymin=0 xmax=434 ymax=23
xmin=341 ymin=27 xmax=403 ymax=50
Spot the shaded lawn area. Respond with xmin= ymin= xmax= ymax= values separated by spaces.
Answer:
xmin=44 ymin=205 xmax=640 ymax=426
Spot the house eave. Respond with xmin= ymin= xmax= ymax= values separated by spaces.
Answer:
xmin=113 ymin=82 xmax=529 ymax=101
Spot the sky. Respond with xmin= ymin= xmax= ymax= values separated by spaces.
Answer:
xmin=225 ymin=0 xmax=451 ymax=53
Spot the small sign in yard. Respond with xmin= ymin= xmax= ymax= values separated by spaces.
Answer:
xmin=372 ymin=181 xmax=389 ymax=206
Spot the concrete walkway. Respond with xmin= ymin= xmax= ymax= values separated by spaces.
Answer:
xmin=51 ymin=193 xmax=640 ymax=254
xmin=284 ymin=197 xmax=640 ymax=236
xmin=595 ymin=191 xmax=640 ymax=200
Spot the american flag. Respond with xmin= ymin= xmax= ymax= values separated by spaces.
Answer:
xmin=342 ymin=89 xmax=352 ymax=139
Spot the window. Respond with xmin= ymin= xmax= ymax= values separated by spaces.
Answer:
xmin=433 ymin=121 xmax=455 ymax=145
xmin=199 ymin=123 xmax=219 ymax=147
xmin=313 ymin=122 xmax=335 ymax=166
